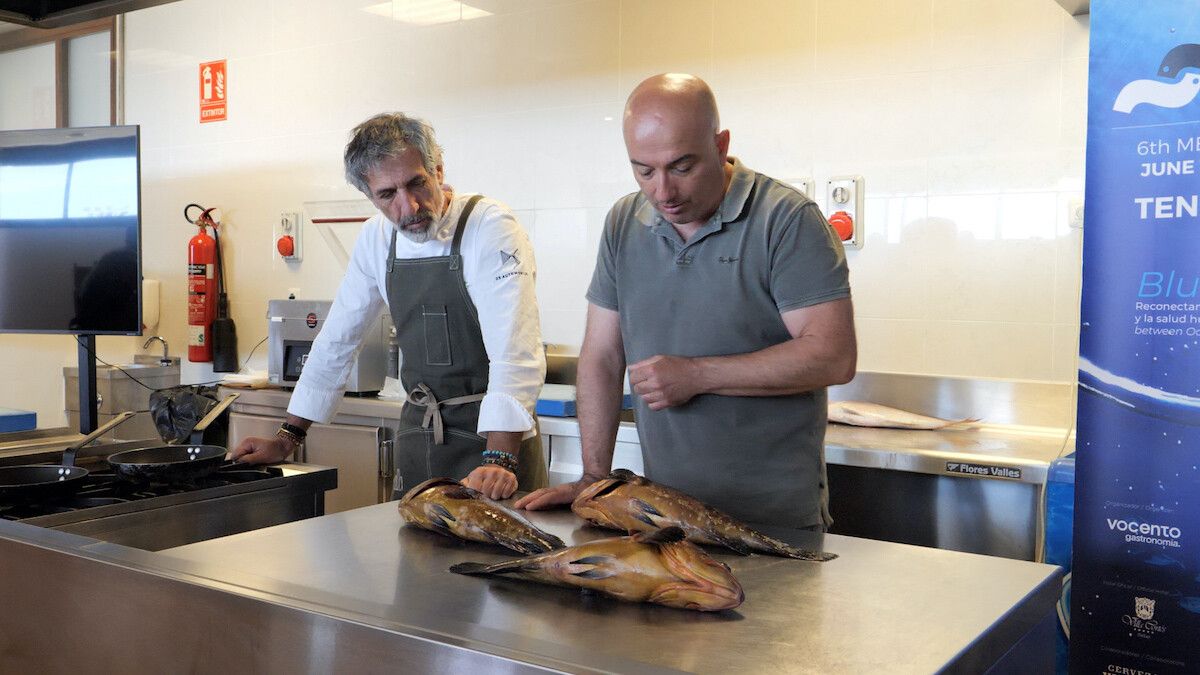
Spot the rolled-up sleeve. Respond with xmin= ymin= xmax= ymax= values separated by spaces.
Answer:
xmin=287 ymin=219 xmax=388 ymax=423
xmin=463 ymin=202 xmax=545 ymax=439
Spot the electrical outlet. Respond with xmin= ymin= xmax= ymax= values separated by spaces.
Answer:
xmin=787 ymin=177 xmax=816 ymax=199
xmin=826 ymin=175 xmax=864 ymax=249
xmin=276 ymin=211 xmax=301 ymax=262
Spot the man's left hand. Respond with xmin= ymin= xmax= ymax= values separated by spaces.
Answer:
xmin=628 ymin=354 xmax=703 ymax=410
xmin=463 ymin=464 xmax=518 ymax=500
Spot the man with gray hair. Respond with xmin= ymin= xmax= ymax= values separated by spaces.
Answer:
xmin=233 ymin=113 xmax=547 ymax=499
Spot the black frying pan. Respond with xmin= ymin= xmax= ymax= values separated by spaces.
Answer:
xmin=106 ymin=444 xmax=230 ymax=483
xmin=105 ymin=393 xmax=241 ymax=484
xmin=0 ymin=465 xmax=90 ymax=502
xmin=0 ymin=411 xmax=137 ymax=503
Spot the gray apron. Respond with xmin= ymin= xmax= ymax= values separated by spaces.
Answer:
xmin=386 ymin=194 xmax=546 ymax=497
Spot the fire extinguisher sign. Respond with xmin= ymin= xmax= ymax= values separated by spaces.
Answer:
xmin=199 ymin=60 xmax=227 ymax=123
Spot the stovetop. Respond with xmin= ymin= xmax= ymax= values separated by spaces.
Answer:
xmin=0 ymin=464 xmax=282 ymax=521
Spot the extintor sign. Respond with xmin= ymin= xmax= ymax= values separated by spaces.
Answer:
xmin=199 ymin=60 xmax=227 ymax=123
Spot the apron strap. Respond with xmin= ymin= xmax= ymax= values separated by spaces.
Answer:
xmin=449 ymin=194 xmax=484 ymax=271
xmin=406 ymin=382 xmax=486 ymax=445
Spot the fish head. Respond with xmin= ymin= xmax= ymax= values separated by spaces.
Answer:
xmin=570 ymin=476 xmax=628 ymax=528
xmin=650 ymin=540 xmax=744 ymax=611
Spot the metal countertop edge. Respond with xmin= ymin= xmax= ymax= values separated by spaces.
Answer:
xmin=939 ymin=565 xmax=1063 ymax=673
xmin=0 ymin=519 xmax=676 ymax=675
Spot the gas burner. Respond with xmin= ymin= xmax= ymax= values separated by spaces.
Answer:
xmin=1 ymin=464 xmax=280 ymax=519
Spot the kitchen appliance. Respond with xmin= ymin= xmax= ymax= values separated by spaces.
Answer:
xmin=0 ymin=456 xmax=335 ymax=551
xmin=267 ymin=299 xmax=388 ymax=394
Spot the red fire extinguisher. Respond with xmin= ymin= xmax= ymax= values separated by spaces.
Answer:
xmin=186 ymin=204 xmax=219 ymax=362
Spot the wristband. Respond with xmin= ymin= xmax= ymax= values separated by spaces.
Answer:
xmin=280 ymin=422 xmax=307 ymax=440
xmin=276 ymin=427 xmax=304 ymax=449
xmin=481 ymin=449 xmax=518 ymax=472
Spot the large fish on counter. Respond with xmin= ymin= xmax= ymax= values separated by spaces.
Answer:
xmin=450 ymin=526 xmax=744 ymax=612
xmin=572 ymin=469 xmax=836 ymax=562
xmin=828 ymin=400 xmax=978 ymax=430
xmin=398 ymin=477 xmax=565 ymax=555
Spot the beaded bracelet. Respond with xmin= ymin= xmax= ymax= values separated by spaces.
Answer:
xmin=481 ymin=449 xmax=518 ymax=472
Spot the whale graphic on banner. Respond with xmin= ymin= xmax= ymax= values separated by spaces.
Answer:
xmin=1113 ymin=43 xmax=1200 ymax=113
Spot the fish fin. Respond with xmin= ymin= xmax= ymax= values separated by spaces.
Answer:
xmin=584 ymin=479 xmax=624 ymax=499
xmin=449 ymin=558 xmax=537 ymax=576
xmin=933 ymin=417 xmax=980 ymax=430
xmin=608 ymin=468 xmax=640 ymax=482
xmin=571 ymin=555 xmax=610 ymax=565
xmin=711 ymin=533 xmax=753 ymax=556
xmin=632 ymin=498 xmax=664 ymax=518
xmin=449 ymin=562 xmax=490 ymax=575
xmin=631 ymin=511 xmax=658 ymax=527
xmin=571 ymin=567 xmax=617 ymax=580
xmin=483 ymin=530 xmax=557 ymax=556
xmin=439 ymin=484 xmax=482 ymax=500
xmin=754 ymin=533 xmax=838 ymax=562
xmin=399 ymin=477 xmax=461 ymax=504
xmin=634 ymin=526 xmax=686 ymax=546
xmin=429 ymin=503 xmax=457 ymax=523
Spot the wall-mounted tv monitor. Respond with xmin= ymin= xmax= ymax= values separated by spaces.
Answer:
xmin=0 ymin=125 xmax=141 ymax=335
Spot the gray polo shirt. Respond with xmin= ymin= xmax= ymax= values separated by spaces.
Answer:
xmin=587 ymin=157 xmax=850 ymax=529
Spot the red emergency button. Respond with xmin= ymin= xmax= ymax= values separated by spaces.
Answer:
xmin=828 ymin=211 xmax=854 ymax=241
xmin=276 ymin=235 xmax=295 ymax=257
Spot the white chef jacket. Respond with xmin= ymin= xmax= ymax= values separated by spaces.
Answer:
xmin=287 ymin=191 xmax=545 ymax=439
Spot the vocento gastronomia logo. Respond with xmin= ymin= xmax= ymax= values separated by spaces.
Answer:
xmin=1114 ymin=43 xmax=1200 ymax=113
xmin=1107 ymin=517 xmax=1182 ymax=548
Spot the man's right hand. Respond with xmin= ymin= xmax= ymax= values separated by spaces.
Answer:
xmin=230 ymin=435 xmax=297 ymax=465
xmin=515 ymin=474 xmax=603 ymax=511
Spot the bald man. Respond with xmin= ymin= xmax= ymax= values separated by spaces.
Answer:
xmin=517 ymin=74 xmax=856 ymax=531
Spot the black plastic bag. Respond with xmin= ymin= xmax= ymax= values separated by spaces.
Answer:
xmin=148 ymin=385 xmax=224 ymax=444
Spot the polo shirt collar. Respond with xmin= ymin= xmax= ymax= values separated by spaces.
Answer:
xmin=634 ymin=156 xmax=755 ymax=230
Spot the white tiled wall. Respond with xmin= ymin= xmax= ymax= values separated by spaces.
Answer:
xmin=0 ymin=0 xmax=1090 ymax=427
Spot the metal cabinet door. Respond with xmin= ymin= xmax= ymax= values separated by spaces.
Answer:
xmin=304 ymin=422 xmax=387 ymax=513
xmin=228 ymin=412 xmax=386 ymax=514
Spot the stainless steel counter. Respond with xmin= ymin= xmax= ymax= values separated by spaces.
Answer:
xmin=151 ymin=502 xmax=1058 ymax=673
xmin=0 ymin=498 xmax=1060 ymax=672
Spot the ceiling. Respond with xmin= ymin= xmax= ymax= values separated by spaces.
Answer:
xmin=0 ymin=0 xmax=178 ymax=28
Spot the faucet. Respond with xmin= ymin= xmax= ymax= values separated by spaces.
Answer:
xmin=143 ymin=335 xmax=171 ymax=366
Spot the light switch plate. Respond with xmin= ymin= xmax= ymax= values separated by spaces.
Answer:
xmin=277 ymin=211 xmax=301 ymax=262
xmin=786 ymin=177 xmax=816 ymax=199
xmin=826 ymin=175 xmax=864 ymax=249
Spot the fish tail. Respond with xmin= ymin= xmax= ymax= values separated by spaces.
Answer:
xmin=933 ymin=417 xmax=980 ymax=430
xmin=450 ymin=558 xmax=541 ymax=576
xmin=735 ymin=528 xmax=838 ymax=562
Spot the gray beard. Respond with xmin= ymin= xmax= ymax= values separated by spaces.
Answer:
xmin=397 ymin=224 xmax=433 ymax=244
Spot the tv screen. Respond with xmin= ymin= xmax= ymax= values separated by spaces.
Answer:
xmin=0 ymin=125 xmax=141 ymax=335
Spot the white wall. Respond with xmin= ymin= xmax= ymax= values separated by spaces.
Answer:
xmin=0 ymin=0 xmax=1090 ymax=428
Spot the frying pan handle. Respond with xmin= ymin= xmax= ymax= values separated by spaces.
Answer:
xmin=189 ymin=392 xmax=240 ymax=440
xmin=62 ymin=411 xmax=137 ymax=467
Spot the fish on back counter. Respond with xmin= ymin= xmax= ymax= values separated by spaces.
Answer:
xmin=398 ymin=477 xmax=565 ymax=555
xmin=828 ymin=400 xmax=979 ymax=430
xmin=572 ymin=469 xmax=836 ymax=562
xmin=450 ymin=526 xmax=744 ymax=612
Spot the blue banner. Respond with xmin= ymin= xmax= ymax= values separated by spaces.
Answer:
xmin=1073 ymin=2 xmax=1200 ymax=673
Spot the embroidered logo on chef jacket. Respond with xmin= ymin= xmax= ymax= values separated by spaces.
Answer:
xmin=495 ymin=248 xmax=529 ymax=281
xmin=1113 ymin=43 xmax=1200 ymax=113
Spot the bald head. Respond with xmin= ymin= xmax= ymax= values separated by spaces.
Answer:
xmin=621 ymin=74 xmax=732 ymax=229
xmin=623 ymin=73 xmax=720 ymax=144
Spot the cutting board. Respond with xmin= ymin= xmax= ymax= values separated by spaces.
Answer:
xmin=0 ymin=407 xmax=36 ymax=433
xmin=536 ymin=384 xmax=633 ymax=417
